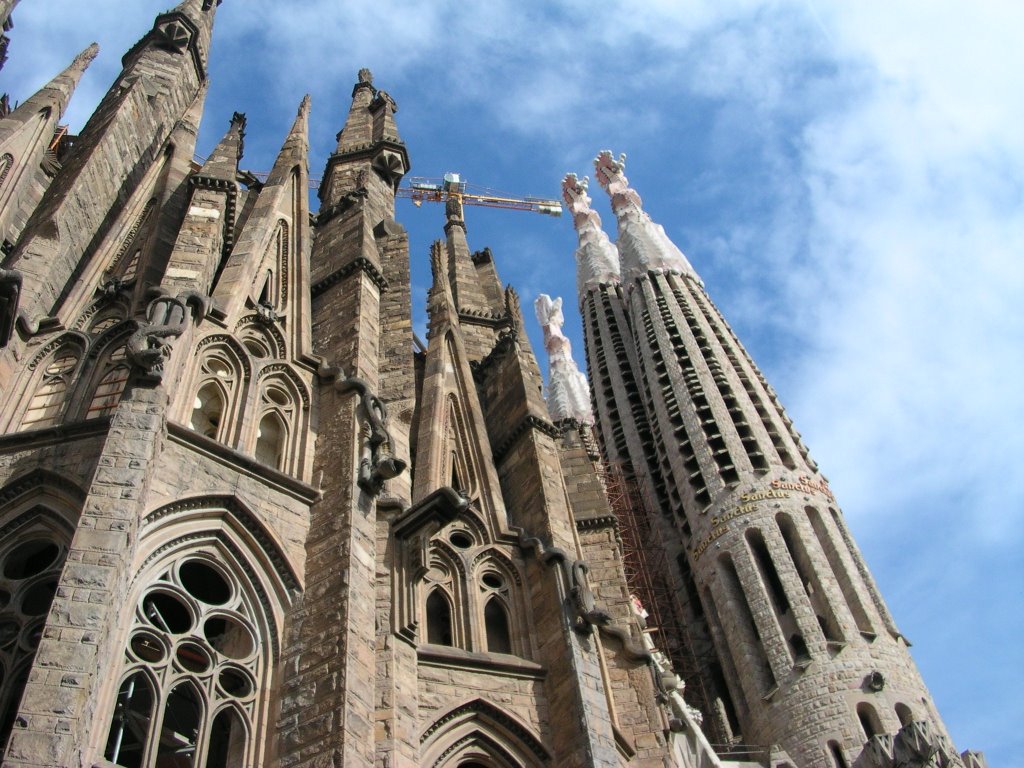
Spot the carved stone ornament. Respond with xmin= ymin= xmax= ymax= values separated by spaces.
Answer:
xmin=321 ymin=366 xmax=407 ymax=495
xmin=561 ymin=173 xmax=620 ymax=295
xmin=127 ymin=288 xmax=211 ymax=380
xmin=592 ymin=150 xmax=700 ymax=284
xmin=154 ymin=19 xmax=192 ymax=52
xmin=372 ymin=149 xmax=406 ymax=185
xmin=535 ymin=293 xmax=593 ymax=425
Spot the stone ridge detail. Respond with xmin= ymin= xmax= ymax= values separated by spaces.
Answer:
xmin=491 ymin=413 xmax=561 ymax=463
xmin=311 ymin=256 xmax=388 ymax=296
xmin=142 ymin=492 xmax=303 ymax=594
xmin=419 ymin=698 xmax=552 ymax=761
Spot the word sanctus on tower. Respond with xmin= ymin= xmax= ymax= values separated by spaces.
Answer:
xmin=0 ymin=2 xmax=986 ymax=767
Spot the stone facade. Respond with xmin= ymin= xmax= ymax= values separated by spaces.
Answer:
xmin=0 ymin=4 xmax=726 ymax=767
xmin=0 ymin=5 xmax=986 ymax=768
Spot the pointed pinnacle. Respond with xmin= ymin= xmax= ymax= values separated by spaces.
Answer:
xmin=0 ymin=42 xmax=99 ymax=133
xmin=265 ymin=95 xmax=310 ymax=187
xmin=72 ymin=43 xmax=100 ymax=73
xmin=292 ymin=94 xmax=311 ymax=134
xmin=198 ymin=110 xmax=245 ymax=182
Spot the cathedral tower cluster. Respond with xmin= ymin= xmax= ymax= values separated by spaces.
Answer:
xmin=0 ymin=3 xmax=983 ymax=768
xmin=557 ymin=152 xmax=982 ymax=768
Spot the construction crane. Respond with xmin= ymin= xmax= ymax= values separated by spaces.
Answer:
xmin=397 ymin=173 xmax=562 ymax=217
xmin=191 ymin=158 xmax=562 ymax=218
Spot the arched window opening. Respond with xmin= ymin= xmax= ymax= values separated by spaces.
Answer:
xmin=156 ymin=683 xmax=202 ymax=766
xmin=777 ymin=513 xmax=844 ymax=645
xmin=746 ymin=530 xmax=789 ymax=612
xmin=206 ymin=708 xmax=248 ymax=768
xmin=895 ymin=703 xmax=914 ymax=727
xmin=717 ymin=553 xmax=776 ymax=695
xmin=190 ymin=383 xmax=224 ymax=440
xmin=104 ymin=672 xmax=155 ymax=768
xmin=806 ymin=506 xmax=874 ymax=636
xmin=708 ymin=660 xmax=741 ymax=737
xmin=426 ymin=589 xmax=454 ymax=646
xmin=0 ymin=530 xmax=68 ymax=750
xmin=105 ymin=552 xmax=263 ymax=768
xmin=255 ymin=412 xmax=286 ymax=469
xmin=857 ymin=702 xmax=884 ymax=740
xmin=746 ymin=529 xmax=807 ymax=664
xmin=22 ymin=348 xmax=78 ymax=430
xmin=829 ymin=741 xmax=850 ymax=768
xmin=86 ymin=345 xmax=130 ymax=419
xmin=242 ymin=336 xmax=270 ymax=360
xmin=484 ymin=598 xmax=512 ymax=655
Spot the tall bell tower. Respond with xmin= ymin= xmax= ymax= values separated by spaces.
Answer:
xmin=563 ymin=152 xmax=966 ymax=767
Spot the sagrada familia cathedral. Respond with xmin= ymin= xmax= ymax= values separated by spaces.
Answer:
xmin=0 ymin=1 xmax=988 ymax=766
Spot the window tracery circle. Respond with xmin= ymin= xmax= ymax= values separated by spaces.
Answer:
xmin=0 ymin=526 xmax=67 ymax=749
xmin=105 ymin=552 xmax=264 ymax=766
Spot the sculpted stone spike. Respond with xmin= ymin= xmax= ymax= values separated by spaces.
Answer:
xmin=73 ymin=42 xmax=100 ymax=71
xmin=561 ymin=173 xmax=620 ymax=297
xmin=593 ymin=149 xmax=699 ymax=284
xmin=535 ymin=293 xmax=593 ymax=425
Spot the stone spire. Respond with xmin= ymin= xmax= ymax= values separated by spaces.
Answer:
xmin=197 ymin=110 xmax=245 ymax=183
xmin=213 ymin=95 xmax=311 ymax=333
xmin=561 ymin=173 xmax=620 ymax=298
xmin=124 ymin=0 xmax=221 ymax=80
xmin=320 ymin=69 xmax=407 ymax=207
xmin=535 ymin=293 xmax=594 ymax=425
xmin=0 ymin=42 xmax=98 ymax=145
xmin=592 ymin=150 xmax=699 ymax=283
xmin=0 ymin=43 xmax=99 ymax=247
xmin=267 ymin=94 xmax=310 ymax=186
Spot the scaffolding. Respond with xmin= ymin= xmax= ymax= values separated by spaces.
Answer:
xmin=599 ymin=463 xmax=721 ymax=739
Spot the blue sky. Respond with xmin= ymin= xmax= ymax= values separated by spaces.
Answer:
xmin=4 ymin=1 xmax=1022 ymax=763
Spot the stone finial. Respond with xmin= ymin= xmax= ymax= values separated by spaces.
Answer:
xmin=561 ymin=173 xmax=620 ymax=297
xmin=358 ymin=68 xmax=373 ymax=86
xmin=535 ymin=294 xmax=594 ymax=425
xmin=592 ymin=149 xmax=699 ymax=284
xmin=72 ymin=42 xmax=100 ymax=72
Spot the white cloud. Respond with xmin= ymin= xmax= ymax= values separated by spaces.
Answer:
xmin=3 ymin=1 xmax=1021 ymax=762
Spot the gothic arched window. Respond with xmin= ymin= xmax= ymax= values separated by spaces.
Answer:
xmin=187 ymin=348 xmax=245 ymax=447
xmin=103 ymin=554 xmax=263 ymax=767
xmin=0 ymin=526 xmax=68 ymax=749
xmin=254 ymin=412 xmax=286 ymax=469
xmin=253 ymin=381 xmax=296 ymax=472
xmin=895 ymin=702 xmax=914 ymax=727
xmin=426 ymin=589 xmax=454 ymax=647
xmin=21 ymin=346 xmax=79 ymax=430
xmin=191 ymin=383 xmax=226 ymax=440
xmin=857 ymin=702 xmax=884 ymax=740
xmin=86 ymin=345 xmax=130 ymax=419
xmin=483 ymin=598 xmax=512 ymax=655
xmin=479 ymin=569 xmax=513 ymax=655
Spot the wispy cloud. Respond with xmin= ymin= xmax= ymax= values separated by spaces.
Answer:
xmin=3 ymin=1 xmax=1021 ymax=762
